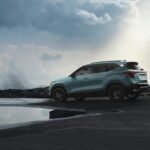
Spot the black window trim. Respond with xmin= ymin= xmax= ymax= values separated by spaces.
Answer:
xmin=70 ymin=65 xmax=92 ymax=77
xmin=70 ymin=63 xmax=121 ymax=77
xmin=91 ymin=63 xmax=120 ymax=74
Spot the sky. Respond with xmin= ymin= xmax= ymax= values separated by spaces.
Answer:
xmin=0 ymin=0 xmax=150 ymax=89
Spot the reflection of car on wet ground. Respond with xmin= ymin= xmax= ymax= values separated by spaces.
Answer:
xmin=49 ymin=60 xmax=149 ymax=102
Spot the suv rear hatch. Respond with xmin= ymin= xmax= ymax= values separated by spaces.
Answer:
xmin=126 ymin=62 xmax=148 ymax=84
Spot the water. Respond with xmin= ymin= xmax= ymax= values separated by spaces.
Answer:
xmin=0 ymin=106 xmax=52 ymax=127
xmin=0 ymin=98 xmax=86 ymax=129
xmin=0 ymin=98 xmax=49 ymax=105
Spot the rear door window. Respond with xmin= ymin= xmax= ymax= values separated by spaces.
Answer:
xmin=93 ymin=64 xmax=109 ymax=73
xmin=93 ymin=63 xmax=120 ymax=73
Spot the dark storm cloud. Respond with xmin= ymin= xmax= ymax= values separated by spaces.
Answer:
xmin=31 ymin=0 xmax=124 ymax=40
xmin=40 ymin=53 xmax=62 ymax=61
xmin=0 ymin=0 xmax=125 ymax=40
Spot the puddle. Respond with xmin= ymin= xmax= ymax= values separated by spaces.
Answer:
xmin=0 ymin=98 xmax=49 ymax=105
xmin=0 ymin=106 xmax=52 ymax=127
xmin=0 ymin=106 xmax=86 ymax=129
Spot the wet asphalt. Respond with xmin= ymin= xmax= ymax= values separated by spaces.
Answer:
xmin=0 ymin=97 xmax=150 ymax=150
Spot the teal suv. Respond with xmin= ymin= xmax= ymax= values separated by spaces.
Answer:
xmin=49 ymin=60 xmax=149 ymax=102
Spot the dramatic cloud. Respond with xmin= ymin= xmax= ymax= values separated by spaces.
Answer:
xmin=0 ymin=0 xmax=150 ymax=89
xmin=0 ymin=0 xmax=127 ymax=39
xmin=76 ymin=9 xmax=112 ymax=25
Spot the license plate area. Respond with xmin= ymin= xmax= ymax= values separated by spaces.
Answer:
xmin=138 ymin=74 xmax=147 ymax=81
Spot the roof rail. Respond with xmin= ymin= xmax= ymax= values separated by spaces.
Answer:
xmin=91 ymin=60 xmax=126 ymax=64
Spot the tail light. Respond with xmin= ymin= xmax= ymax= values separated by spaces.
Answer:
xmin=126 ymin=71 xmax=136 ymax=78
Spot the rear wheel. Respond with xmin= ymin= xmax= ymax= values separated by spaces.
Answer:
xmin=126 ymin=92 xmax=139 ymax=100
xmin=108 ymin=84 xmax=125 ymax=102
xmin=52 ymin=88 xmax=67 ymax=102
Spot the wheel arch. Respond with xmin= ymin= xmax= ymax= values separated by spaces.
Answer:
xmin=51 ymin=84 xmax=68 ymax=96
xmin=105 ymin=81 xmax=126 ymax=94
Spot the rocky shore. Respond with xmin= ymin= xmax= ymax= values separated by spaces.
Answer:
xmin=0 ymin=87 xmax=49 ymax=98
xmin=1 ymin=97 xmax=150 ymax=150
xmin=0 ymin=87 xmax=149 ymax=98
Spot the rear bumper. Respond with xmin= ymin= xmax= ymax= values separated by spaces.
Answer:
xmin=129 ymin=83 xmax=149 ymax=92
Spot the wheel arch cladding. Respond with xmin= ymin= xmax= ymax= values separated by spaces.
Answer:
xmin=105 ymin=81 xmax=126 ymax=94
xmin=51 ymin=84 xmax=68 ymax=96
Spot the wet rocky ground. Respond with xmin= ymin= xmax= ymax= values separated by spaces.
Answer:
xmin=0 ymin=87 xmax=49 ymax=98
xmin=0 ymin=97 xmax=150 ymax=149
xmin=0 ymin=87 xmax=149 ymax=98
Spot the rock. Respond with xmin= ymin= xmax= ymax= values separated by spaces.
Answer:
xmin=0 ymin=87 xmax=49 ymax=98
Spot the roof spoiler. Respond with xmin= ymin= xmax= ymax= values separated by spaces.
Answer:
xmin=127 ymin=62 xmax=138 ymax=65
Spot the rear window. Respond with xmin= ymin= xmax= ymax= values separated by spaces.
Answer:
xmin=126 ymin=62 xmax=141 ymax=70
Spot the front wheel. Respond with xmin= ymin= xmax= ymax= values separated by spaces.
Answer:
xmin=108 ymin=84 xmax=125 ymax=102
xmin=52 ymin=88 xmax=67 ymax=102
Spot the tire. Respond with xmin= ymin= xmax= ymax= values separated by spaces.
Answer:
xmin=75 ymin=96 xmax=85 ymax=102
xmin=126 ymin=93 xmax=139 ymax=100
xmin=108 ymin=84 xmax=125 ymax=102
xmin=52 ymin=88 xmax=67 ymax=102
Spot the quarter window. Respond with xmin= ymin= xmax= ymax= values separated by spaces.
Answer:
xmin=109 ymin=64 xmax=120 ymax=71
